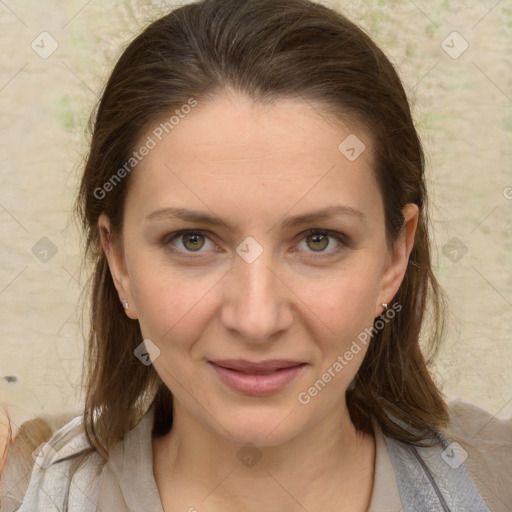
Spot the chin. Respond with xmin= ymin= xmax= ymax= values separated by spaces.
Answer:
xmin=214 ymin=405 xmax=307 ymax=447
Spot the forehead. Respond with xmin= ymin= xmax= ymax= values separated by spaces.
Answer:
xmin=125 ymin=93 xmax=381 ymax=226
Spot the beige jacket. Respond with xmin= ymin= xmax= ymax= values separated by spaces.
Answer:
xmin=6 ymin=400 xmax=512 ymax=511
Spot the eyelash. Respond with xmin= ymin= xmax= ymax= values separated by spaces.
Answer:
xmin=160 ymin=229 xmax=349 ymax=258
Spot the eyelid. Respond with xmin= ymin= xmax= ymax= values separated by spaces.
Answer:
xmin=293 ymin=229 xmax=349 ymax=255
xmin=160 ymin=228 xmax=349 ymax=256
xmin=160 ymin=229 xmax=220 ymax=252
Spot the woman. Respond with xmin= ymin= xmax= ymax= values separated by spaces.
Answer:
xmin=2 ymin=0 xmax=510 ymax=510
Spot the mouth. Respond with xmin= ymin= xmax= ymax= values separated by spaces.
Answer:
xmin=208 ymin=359 xmax=307 ymax=395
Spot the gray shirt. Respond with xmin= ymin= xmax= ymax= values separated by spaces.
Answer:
xmin=10 ymin=400 xmax=511 ymax=511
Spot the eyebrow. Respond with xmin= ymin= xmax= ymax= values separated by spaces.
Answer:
xmin=146 ymin=205 xmax=366 ymax=231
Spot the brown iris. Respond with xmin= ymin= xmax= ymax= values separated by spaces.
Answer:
xmin=182 ymin=233 xmax=206 ymax=251
xmin=306 ymin=233 xmax=329 ymax=252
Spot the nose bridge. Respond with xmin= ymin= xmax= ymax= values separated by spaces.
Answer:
xmin=222 ymin=236 xmax=291 ymax=341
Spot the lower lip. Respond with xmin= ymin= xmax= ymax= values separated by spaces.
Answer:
xmin=209 ymin=362 xmax=306 ymax=396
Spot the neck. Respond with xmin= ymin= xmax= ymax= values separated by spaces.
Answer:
xmin=153 ymin=399 xmax=376 ymax=512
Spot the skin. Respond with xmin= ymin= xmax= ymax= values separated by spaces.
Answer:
xmin=99 ymin=90 xmax=418 ymax=512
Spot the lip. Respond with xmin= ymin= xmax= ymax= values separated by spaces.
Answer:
xmin=209 ymin=359 xmax=307 ymax=396
xmin=210 ymin=359 xmax=305 ymax=373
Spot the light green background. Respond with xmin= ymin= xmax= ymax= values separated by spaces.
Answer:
xmin=1 ymin=0 xmax=511 ymax=430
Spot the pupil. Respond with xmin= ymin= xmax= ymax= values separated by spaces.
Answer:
xmin=184 ymin=234 xmax=204 ymax=251
xmin=310 ymin=234 xmax=328 ymax=251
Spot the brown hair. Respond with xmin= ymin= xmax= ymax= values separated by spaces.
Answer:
xmin=74 ymin=0 xmax=449 ymax=466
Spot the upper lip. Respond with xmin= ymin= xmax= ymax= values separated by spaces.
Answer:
xmin=210 ymin=359 xmax=305 ymax=373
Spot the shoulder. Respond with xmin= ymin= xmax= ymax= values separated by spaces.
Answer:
xmin=32 ymin=413 xmax=90 ymax=465
xmin=445 ymin=399 xmax=511 ymax=510
xmin=446 ymin=398 xmax=511 ymax=451
xmin=15 ymin=414 xmax=106 ymax=512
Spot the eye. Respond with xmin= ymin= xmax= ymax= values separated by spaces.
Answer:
xmin=295 ymin=229 xmax=347 ymax=256
xmin=161 ymin=230 xmax=216 ymax=254
xmin=160 ymin=228 xmax=348 ymax=257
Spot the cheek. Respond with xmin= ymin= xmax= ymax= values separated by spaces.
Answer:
xmin=128 ymin=240 xmax=384 ymax=358
xmin=128 ymin=256 xmax=220 ymax=348
xmin=305 ymin=261 xmax=383 ymax=332
xmin=301 ymin=263 xmax=383 ymax=380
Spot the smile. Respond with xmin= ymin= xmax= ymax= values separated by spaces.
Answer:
xmin=208 ymin=360 xmax=307 ymax=396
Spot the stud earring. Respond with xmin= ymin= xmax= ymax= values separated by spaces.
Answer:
xmin=121 ymin=300 xmax=129 ymax=310
xmin=381 ymin=303 xmax=388 ymax=309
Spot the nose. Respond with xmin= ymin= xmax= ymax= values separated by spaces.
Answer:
xmin=220 ymin=245 xmax=294 ymax=344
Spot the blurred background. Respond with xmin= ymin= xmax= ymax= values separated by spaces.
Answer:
xmin=1 ymin=0 xmax=511 ymax=432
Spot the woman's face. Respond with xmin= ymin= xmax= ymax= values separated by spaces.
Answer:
xmin=100 ymin=92 xmax=417 ymax=446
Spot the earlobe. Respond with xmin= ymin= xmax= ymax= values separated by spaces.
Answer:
xmin=98 ymin=213 xmax=139 ymax=319
xmin=375 ymin=203 xmax=419 ymax=316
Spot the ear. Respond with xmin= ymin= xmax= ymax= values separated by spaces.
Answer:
xmin=375 ymin=203 xmax=419 ymax=317
xmin=98 ymin=213 xmax=139 ymax=320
